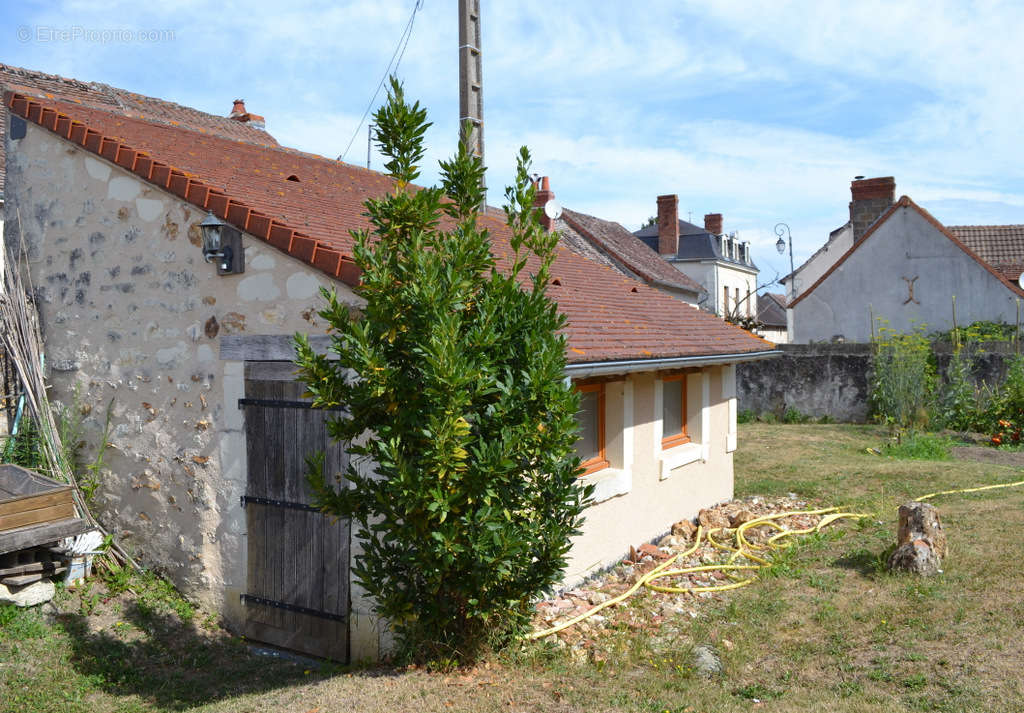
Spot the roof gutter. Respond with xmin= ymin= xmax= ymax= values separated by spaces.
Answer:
xmin=564 ymin=349 xmax=779 ymax=379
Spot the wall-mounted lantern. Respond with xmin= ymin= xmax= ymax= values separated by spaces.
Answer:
xmin=199 ymin=212 xmax=244 ymax=275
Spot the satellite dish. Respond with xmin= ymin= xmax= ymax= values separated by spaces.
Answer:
xmin=544 ymin=199 xmax=563 ymax=221
xmin=1018 ymin=272 xmax=1024 ymax=290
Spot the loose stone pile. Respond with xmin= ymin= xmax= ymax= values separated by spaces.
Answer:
xmin=532 ymin=494 xmax=814 ymax=650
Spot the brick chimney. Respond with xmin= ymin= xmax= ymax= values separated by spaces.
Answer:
xmin=533 ymin=176 xmax=555 ymax=232
xmin=657 ymin=194 xmax=679 ymax=256
xmin=704 ymin=213 xmax=723 ymax=235
xmin=850 ymin=176 xmax=895 ymax=240
xmin=228 ymin=99 xmax=266 ymax=131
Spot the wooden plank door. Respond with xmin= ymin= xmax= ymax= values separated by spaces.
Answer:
xmin=242 ymin=374 xmax=350 ymax=662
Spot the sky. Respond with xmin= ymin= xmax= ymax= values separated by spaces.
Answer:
xmin=3 ymin=0 xmax=1023 ymax=283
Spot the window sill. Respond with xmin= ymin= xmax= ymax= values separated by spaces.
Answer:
xmin=579 ymin=467 xmax=632 ymax=504
xmin=659 ymin=442 xmax=703 ymax=479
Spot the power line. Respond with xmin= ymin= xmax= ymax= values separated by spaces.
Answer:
xmin=338 ymin=0 xmax=424 ymax=162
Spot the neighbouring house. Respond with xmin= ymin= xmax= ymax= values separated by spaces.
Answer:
xmin=530 ymin=178 xmax=705 ymax=305
xmin=756 ymin=293 xmax=789 ymax=344
xmin=634 ymin=195 xmax=759 ymax=318
xmin=3 ymin=78 xmax=776 ymax=661
xmin=789 ymin=175 xmax=1024 ymax=342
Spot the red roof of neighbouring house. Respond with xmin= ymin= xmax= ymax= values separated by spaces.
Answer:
xmin=790 ymin=196 xmax=1024 ymax=307
xmin=559 ymin=208 xmax=705 ymax=297
xmin=5 ymin=90 xmax=774 ymax=364
xmin=948 ymin=224 xmax=1024 ymax=283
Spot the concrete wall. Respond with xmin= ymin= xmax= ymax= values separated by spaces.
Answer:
xmin=737 ymin=341 xmax=1022 ymax=423
xmin=737 ymin=343 xmax=871 ymax=422
xmin=566 ymin=365 xmax=736 ymax=584
xmin=3 ymin=121 xmax=363 ymax=628
xmin=792 ymin=206 xmax=1021 ymax=343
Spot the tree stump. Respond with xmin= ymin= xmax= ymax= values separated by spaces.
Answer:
xmin=887 ymin=502 xmax=947 ymax=575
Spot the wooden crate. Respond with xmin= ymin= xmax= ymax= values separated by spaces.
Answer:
xmin=0 ymin=464 xmax=76 ymax=533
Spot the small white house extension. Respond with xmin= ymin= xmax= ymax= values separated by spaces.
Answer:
xmin=3 ymin=82 xmax=776 ymax=661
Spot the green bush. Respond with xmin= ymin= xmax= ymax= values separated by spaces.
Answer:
xmin=869 ymin=320 xmax=936 ymax=433
xmin=737 ymin=409 xmax=756 ymax=424
xmin=935 ymin=345 xmax=984 ymax=431
xmin=882 ymin=433 xmax=954 ymax=460
xmin=930 ymin=320 xmax=1018 ymax=344
xmin=782 ymin=406 xmax=811 ymax=424
xmin=294 ymin=80 xmax=590 ymax=663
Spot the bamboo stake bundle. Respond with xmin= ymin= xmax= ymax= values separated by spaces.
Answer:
xmin=2 ymin=216 xmax=138 ymax=570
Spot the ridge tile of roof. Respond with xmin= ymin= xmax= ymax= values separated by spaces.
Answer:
xmin=6 ymin=90 xmax=775 ymax=364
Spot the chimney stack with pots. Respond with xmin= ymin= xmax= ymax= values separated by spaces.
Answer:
xmin=657 ymin=194 xmax=679 ymax=256
xmin=227 ymin=99 xmax=266 ymax=131
xmin=704 ymin=213 xmax=723 ymax=235
xmin=850 ymin=176 xmax=895 ymax=241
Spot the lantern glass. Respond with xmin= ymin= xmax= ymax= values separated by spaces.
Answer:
xmin=200 ymin=213 xmax=224 ymax=258
xmin=775 ymin=236 xmax=786 ymax=255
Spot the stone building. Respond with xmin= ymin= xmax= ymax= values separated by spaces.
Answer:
xmin=3 ymin=78 xmax=775 ymax=660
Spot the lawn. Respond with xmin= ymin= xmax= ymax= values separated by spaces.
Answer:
xmin=2 ymin=423 xmax=1023 ymax=712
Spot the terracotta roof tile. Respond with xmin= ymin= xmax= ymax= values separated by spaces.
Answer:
xmin=559 ymin=208 xmax=704 ymax=296
xmin=6 ymin=91 xmax=774 ymax=365
xmin=948 ymin=225 xmax=1024 ymax=281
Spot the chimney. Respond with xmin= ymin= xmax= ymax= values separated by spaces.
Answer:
xmin=533 ymin=176 xmax=555 ymax=232
xmin=849 ymin=176 xmax=895 ymax=241
xmin=657 ymin=194 xmax=679 ymax=256
xmin=228 ymin=99 xmax=267 ymax=131
xmin=704 ymin=213 xmax=723 ymax=235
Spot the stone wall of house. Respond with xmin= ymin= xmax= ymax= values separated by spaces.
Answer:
xmin=738 ymin=342 xmax=1022 ymax=423
xmin=3 ymin=121 xmax=361 ymax=622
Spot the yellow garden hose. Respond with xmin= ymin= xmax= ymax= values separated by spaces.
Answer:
xmin=914 ymin=478 xmax=1024 ymax=503
xmin=529 ymin=475 xmax=1024 ymax=640
xmin=528 ymin=507 xmax=869 ymax=640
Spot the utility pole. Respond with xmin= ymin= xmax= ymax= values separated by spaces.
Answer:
xmin=458 ymin=0 xmax=486 ymax=206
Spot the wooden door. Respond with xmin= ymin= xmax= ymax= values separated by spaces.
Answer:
xmin=241 ymin=370 xmax=350 ymax=661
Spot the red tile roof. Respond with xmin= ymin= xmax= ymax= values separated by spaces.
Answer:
xmin=0 ymin=63 xmax=277 ymax=198
xmin=948 ymin=224 xmax=1024 ymax=282
xmin=5 ymin=91 xmax=774 ymax=364
xmin=559 ymin=208 xmax=705 ymax=296
xmin=790 ymin=196 xmax=1024 ymax=307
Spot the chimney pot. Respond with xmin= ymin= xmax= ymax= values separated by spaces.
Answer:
xmin=657 ymin=194 xmax=679 ymax=256
xmin=534 ymin=176 xmax=555 ymax=232
xmin=850 ymin=176 xmax=895 ymax=240
xmin=704 ymin=213 xmax=723 ymax=235
xmin=230 ymin=99 xmax=246 ymax=118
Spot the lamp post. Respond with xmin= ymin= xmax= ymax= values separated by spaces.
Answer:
xmin=775 ymin=222 xmax=794 ymax=298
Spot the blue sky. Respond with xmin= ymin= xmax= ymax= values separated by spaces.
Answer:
xmin=4 ymin=0 xmax=1022 ymax=282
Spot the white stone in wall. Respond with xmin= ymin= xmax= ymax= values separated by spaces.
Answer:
xmin=108 ymin=177 xmax=141 ymax=202
xmin=286 ymin=271 xmax=322 ymax=300
xmin=135 ymin=198 xmax=165 ymax=222
xmin=84 ymin=155 xmax=111 ymax=181
xmin=155 ymin=341 xmax=189 ymax=368
xmin=196 ymin=344 xmax=214 ymax=362
xmin=249 ymin=253 xmax=276 ymax=270
xmin=236 ymin=272 xmax=281 ymax=302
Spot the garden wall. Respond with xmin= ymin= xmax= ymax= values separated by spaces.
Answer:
xmin=737 ymin=342 xmax=1020 ymax=423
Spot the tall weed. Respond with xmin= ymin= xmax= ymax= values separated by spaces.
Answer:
xmin=869 ymin=320 xmax=936 ymax=433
